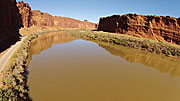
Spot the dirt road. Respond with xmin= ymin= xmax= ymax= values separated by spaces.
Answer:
xmin=0 ymin=37 xmax=26 ymax=72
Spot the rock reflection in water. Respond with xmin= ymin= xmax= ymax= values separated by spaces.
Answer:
xmin=28 ymin=32 xmax=180 ymax=78
xmin=29 ymin=32 xmax=76 ymax=55
xmin=27 ymin=32 xmax=76 ymax=64
xmin=98 ymin=42 xmax=180 ymax=77
xmin=28 ymin=36 xmax=180 ymax=101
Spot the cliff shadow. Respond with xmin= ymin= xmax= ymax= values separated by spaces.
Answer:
xmin=0 ymin=36 xmax=21 ymax=53
xmin=0 ymin=0 xmax=23 ymax=53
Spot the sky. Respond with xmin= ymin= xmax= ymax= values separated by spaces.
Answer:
xmin=17 ymin=0 xmax=180 ymax=23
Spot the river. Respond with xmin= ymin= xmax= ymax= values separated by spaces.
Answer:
xmin=27 ymin=32 xmax=180 ymax=101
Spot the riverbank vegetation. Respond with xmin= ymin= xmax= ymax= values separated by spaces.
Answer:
xmin=65 ymin=30 xmax=180 ymax=59
xmin=0 ymin=34 xmax=37 ymax=100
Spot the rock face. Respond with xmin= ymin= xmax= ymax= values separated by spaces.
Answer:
xmin=0 ymin=0 xmax=22 ymax=52
xmin=16 ymin=1 xmax=96 ymax=29
xmin=30 ymin=10 xmax=97 ymax=29
xmin=98 ymin=14 xmax=180 ymax=44
xmin=17 ymin=1 xmax=31 ymax=27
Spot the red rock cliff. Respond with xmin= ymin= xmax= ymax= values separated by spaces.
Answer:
xmin=0 ymin=0 xmax=22 ymax=52
xmin=16 ymin=1 xmax=96 ymax=29
xmin=30 ymin=10 xmax=97 ymax=29
xmin=17 ymin=1 xmax=31 ymax=27
xmin=98 ymin=14 xmax=180 ymax=45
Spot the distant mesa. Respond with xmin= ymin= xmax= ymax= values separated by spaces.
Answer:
xmin=98 ymin=13 xmax=180 ymax=45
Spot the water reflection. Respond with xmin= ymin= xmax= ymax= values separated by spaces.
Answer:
xmin=29 ymin=32 xmax=76 ymax=55
xmin=28 ymin=33 xmax=180 ymax=101
xmin=27 ymin=32 xmax=76 ymax=64
xmin=97 ymin=41 xmax=180 ymax=77
xmin=28 ymin=32 xmax=180 ymax=77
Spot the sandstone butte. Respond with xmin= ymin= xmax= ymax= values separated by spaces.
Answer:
xmin=17 ymin=1 xmax=97 ymax=29
xmin=98 ymin=14 xmax=180 ymax=45
xmin=0 ymin=0 xmax=22 ymax=52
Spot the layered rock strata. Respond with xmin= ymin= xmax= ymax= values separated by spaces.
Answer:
xmin=16 ymin=1 xmax=97 ymax=29
xmin=98 ymin=14 xmax=180 ymax=44
xmin=30 ymin=10 xmax=96 ymax=29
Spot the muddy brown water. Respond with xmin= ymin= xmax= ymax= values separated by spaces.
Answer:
xmin=27 ymin=32 xmax=180 ymax=101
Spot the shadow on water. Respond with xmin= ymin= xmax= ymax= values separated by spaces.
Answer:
xmin=20 ymin=63 xmax=32 ymax=100
xmin=96 ymin=41 xmax=180 ymax=77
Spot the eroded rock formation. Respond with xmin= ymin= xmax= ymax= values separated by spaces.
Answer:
xmin=17 ymin=1 xmax=32 ymax=27
xmin=16 ymin=1 xmax=96 ymax=29
xmin=0 ymin=0 xmax=22 ymax=52
xmin=30 ymin=10 xmax=96 ymax=29
xmin=98 ymin=14 xmax=180 ymax=44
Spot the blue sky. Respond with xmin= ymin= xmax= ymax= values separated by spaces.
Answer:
xmin=17 ymin=0 xmax=180 ymax=23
